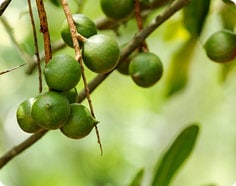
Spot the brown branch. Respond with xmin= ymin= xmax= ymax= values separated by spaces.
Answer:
xmin=0 ymin=0 xmax=190 ymax=169
xmin=0 ymin=64 xmax=26 ymax=75
xmin=60 ymin=0 xmax=103 ymax=155
xmin=0 ymin=129 xmax=48 ymax=169
xmin=28 ymin=0 xmax=43 ymax=93
xmin=135 ymin=0 xmax=143 ymax=31
xmin=35 ymin=0 xmax=52 ymax=64
xmin=134 ymin=0 xmax=148 ymax=52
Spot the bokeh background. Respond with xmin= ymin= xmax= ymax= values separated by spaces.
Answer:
xmin=0 ymin=0 xmax=236 ymax=185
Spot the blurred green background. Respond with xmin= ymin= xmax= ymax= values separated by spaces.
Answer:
xmin=0 ymin=0 xmax=236 ymax=185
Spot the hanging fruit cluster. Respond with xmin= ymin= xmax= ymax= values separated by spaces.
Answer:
xmin=17 ymin=54 xmax=98 ymax=139
xmin=16 ymin=0 xmax=166 ymax=140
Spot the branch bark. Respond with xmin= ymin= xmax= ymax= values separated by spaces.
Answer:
xmin=28 ymin=0 xmax=43 ymax=93
xmin=0 ymin=0 xmax=190 ymax=169
xmin=35 ymin=0 xmax=52 ymax=64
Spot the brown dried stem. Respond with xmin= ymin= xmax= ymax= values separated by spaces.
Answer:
xmin=134 ymin=0 xmax=148 ymax=52
xmin=27 ymin=0 xmax=43 ymax=93
xmin=135 ymin=0 xmax=143 ymax=31
xmin=35 ymin=0 xmax=52 ymax=64
xmin=60 ymin=0 xmax=103 ymax=155
xmin=0 ymin=64 xmax=26 ymax=75
xmin=0 ymin=0 xmax=190 ymax=169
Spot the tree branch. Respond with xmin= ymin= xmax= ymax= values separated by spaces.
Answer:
xmin=0 ymin=0 xmax=190 ymax=169
xmin=28 ymin=0 xmax=43 ymax=93
xmin=35 ymin=0 xmax=52 ymax=64
xmin=0 ymin=129 xmax=48 ymax=169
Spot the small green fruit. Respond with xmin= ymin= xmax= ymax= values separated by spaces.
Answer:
xmin=100 ymin=0 xmax=134 ymax=20
xmin=31 ymin=91 xmax=70 ymax=130
xmin=129 ymin=52 xmax=163 ymax=87
xmin=61 ymin=14 xmax=97 ymax=48
xmin=117 ymin=60 xmax=130 ymax=75
xmin=44 ymin=54 xmax=81 ymax=92
xmin=16 ymin=98 xmax=41 ymax=133
xmin=204 ymin=30 xmax=236 ymax=63
xmin=61 ymin=88 xmax=78 ymax=103
xmin=117 ymin=44 xmax=137 ymax=75
xmin=60 ymin=103 xmax=98 ymax=139
xmin=82 ymin=34 xmax=120 ymax=73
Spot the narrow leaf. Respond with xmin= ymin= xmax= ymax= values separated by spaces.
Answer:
xmin=151 ymin=124 xmax=200 ymax=186
xmin=128 ymin=169 xmax=145 ymax=186
xmin=183 ymin=0 xmax=211 ymax=37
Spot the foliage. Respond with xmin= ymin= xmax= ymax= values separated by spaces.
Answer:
xmin=151 ymin=124 xmax=199 ymax=186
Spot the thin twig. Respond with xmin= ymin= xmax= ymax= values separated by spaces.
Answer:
xmin=27 ymin=0 xmax=43 ymax=93
xmin=0 ymin=64 xmax=26 ymax=75
xmin=0 ymin=0 xmax=190 ymax=169
xmin=60 ymin=0 xmax=103 ymax=155
xmin=134 ymin=0 xmax=148 ymax=52
xmin=35 ymin=0 xmax=52 ymax=64
xmin=135 ymin=0 xmax=143 ymax=31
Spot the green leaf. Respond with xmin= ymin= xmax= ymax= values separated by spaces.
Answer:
xmin=183 ymin=0 xmax=211 ymax=37
xmin=151 ymin=124 xmax=200 ymax=186
xmin=165 ymin=38 xmax=196 ymax=97
xmin=128 ymin=169 xmax=144 ymax=186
